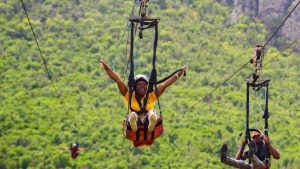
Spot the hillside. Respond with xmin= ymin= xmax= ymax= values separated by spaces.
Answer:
xmin=219 ymin=0 xmax=300 ymax=50
xmin=0 ymin=0 xmax=299 ymax=168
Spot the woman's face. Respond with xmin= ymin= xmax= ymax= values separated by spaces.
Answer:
xmin=135 ymin=80 xmax=148 ymax=96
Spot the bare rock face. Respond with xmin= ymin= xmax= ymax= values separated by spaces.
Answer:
xmin=220 ymin=0 xmax=300 ymax=49
xmin=231 ymin=0 xmax=258 ymax=20
xmin=258 ymin=0 xmax=288 ymax=19
xmin=282 ymin=1 xmax=300 ymax=43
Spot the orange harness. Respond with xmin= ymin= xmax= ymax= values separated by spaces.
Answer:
xmin=123 ymin=116 xmax=164 ymax=147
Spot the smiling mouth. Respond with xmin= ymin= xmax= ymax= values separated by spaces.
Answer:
xmin=139 ymin=89 xmax=146 ymax=94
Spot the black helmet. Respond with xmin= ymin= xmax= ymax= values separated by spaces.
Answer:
xmin=134 ymin=74 xmax=148 ymax=83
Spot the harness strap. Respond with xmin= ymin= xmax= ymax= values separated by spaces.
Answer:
xmin=263 ymin=84 xmax=271 ymax=161
xmin=141 ymin=23 xmax=158 ymax=113
xmin=263 ymin=84 xmax=269 ymax=136
xmin=246 ymin=83 xmax=251 ymax=142
xmin=128 ymin=22 xmax=136 ymax=112
xmin=154 ymin=84 xmax=162 ymax=117
xmin=156 ymin=68 xmax=185 ymax=84
xmin=139 ymin=20 xmax=157 ymax=30
xmin=136 ymin=97 xmax=144 ymax=115
xmin=144 ymin=123 xmax=148 ymax=141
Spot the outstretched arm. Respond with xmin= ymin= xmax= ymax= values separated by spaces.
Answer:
xmin=264 ymin=136 xmax=280 ymax=159
xmin=156 ymin=65 xmax=187 ymax=98
xmin=100 ymin=59 xmax=127 ymax=96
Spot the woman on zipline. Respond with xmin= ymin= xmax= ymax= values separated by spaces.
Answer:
xmin=100 ymin=59 xmax=187 ymax=132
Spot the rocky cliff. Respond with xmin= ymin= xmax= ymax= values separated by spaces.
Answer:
xmin=218 ymin=0 xmax=300 ymax=50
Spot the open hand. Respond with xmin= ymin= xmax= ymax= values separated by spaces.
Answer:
xmin=180 ymin=65 xmax=188 ymax=76
xmin=100 ymin=59 xmax=110 ymax=70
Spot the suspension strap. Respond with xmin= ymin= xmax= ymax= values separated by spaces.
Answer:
xmin=245 ymin=79 xmax=270 ymax=141
xmin=142 ymin=22 xmax=159 ymax=114
xmin=263 ymin=84 xmax=269 ymax=136
xmin=155 ymin=69 xmax=185 ymax=84
xmin=246 ymin=83 xmax=251 ymax=142
xmin=128 ymin=22 xmax=136 ymax=112
xmin=263 ymin=83 xmax=271 ymax=160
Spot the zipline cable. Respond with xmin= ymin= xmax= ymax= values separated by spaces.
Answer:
xmin=189 ymin=60 xmax=249 ymax=111
xmin=20 ymin=0 xmax=60 ymax=100
xmin=113 ymin=1 xmax=139 ymax=110
xmin=264 ymin=37 xmax=300 ymax=66
xmin=112 ymin=0 xmax=138 ymax=59
xmin=114 ymin=27 xmax=131 ymax=111
xmin=21 ymin=0 xmax=83 ymax=148
xmin=262 ymin=0 xmax=300 ymax=48
xmin=188 ymin=1 xmax=300 ymax=112
xmin=189 ymin=36 xmax=299 ymax=112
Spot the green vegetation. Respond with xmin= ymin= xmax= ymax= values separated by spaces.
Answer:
xmin=1 ymin=0 xmax=299 ymax=168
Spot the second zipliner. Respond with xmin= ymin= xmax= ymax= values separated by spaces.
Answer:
xmin=220 ymin=46 xmax=280 ymax=169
